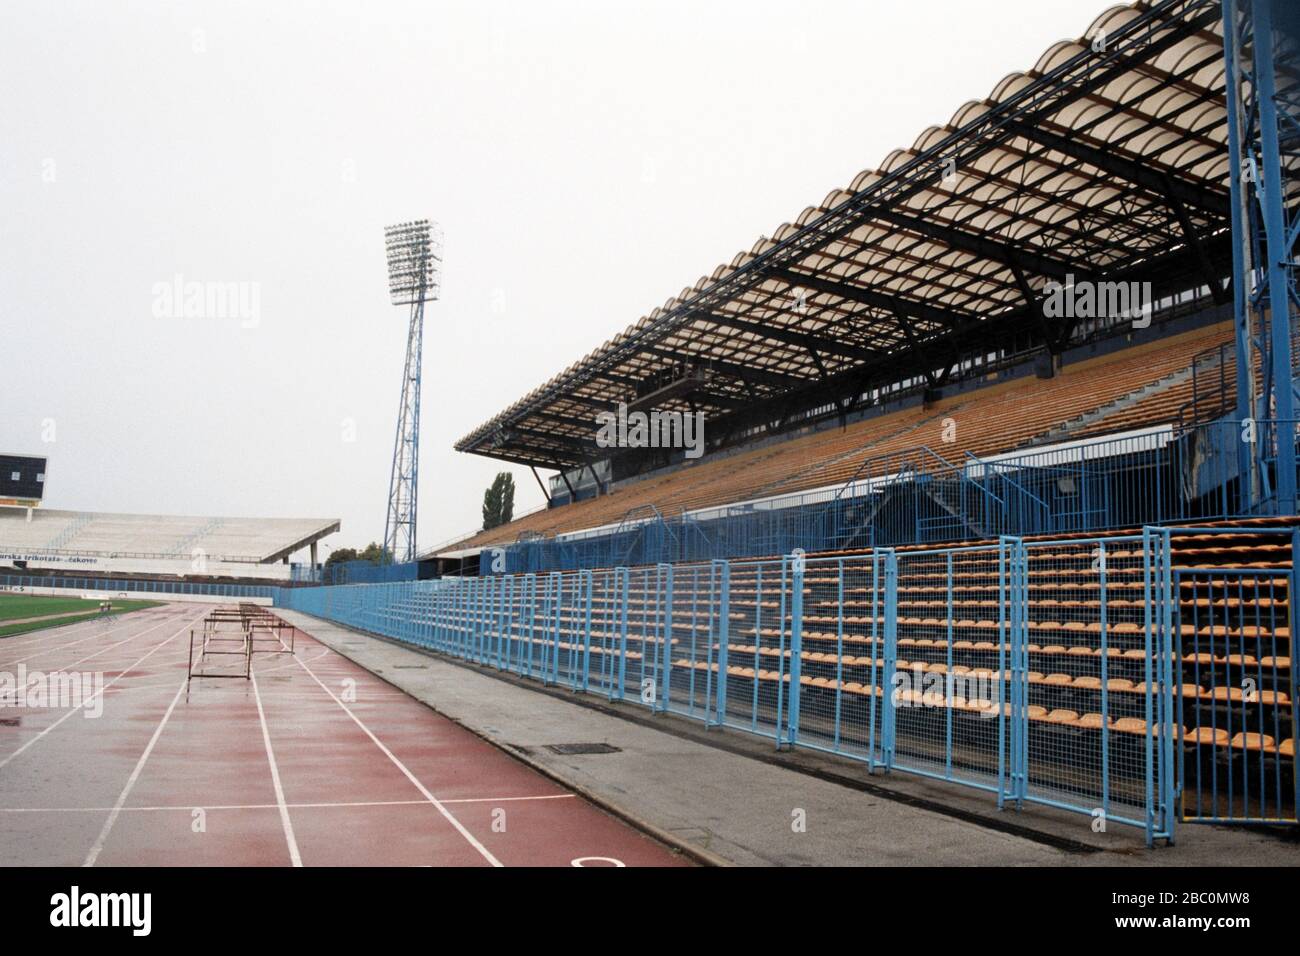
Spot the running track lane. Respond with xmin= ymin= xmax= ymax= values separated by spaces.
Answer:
xmin=0 ymin=603 xmax=690 ymax=867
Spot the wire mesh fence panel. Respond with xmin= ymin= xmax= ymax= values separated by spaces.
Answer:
xmin=538 ymin=572 xmax=565 ymax=685
xmin=478 ymin=576 xmax=495 ymax=663
xmin=717 ymin=559 xmax=796 ymax=741
xmin=550 ymin=570 xmax=584 ymax=689
xmin=516 ymin=574 xmax=540 ymax=678
xmin=663 ymin=563 xmax=721 ymax=723
xmin=1016 ymin=535 xmax=1171 ymax=835
xmin=889 ymin=544 xmax=1010 ymax=793
xmin=449 ymin=578 xmax=470 ymax=658
xmin=486 ymin=575 xmax=510 ymax=668
xmin=619 ymin=566 xmax=667 ymax=710
xmin=1175 ymin=533 xmax=1298 ymax=824
xmin=794 ymin=553 xmax=886 ymax=765
xmin=582 ymin=569 xmax=621 ymax=698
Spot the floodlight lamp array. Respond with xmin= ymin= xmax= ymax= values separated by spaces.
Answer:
xmin=385 ymin=219 xmax=443 ymax=305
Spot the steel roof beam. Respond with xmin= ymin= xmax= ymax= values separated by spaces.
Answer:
xmin=767 ymin=266 xmax=969 ymax=329
xmin=1004 ymin=119 xmax=1229 ymax=218
xmin=646 ymin=346 xmax=805 ymax=390
xmin=696 ymin=309 xmax=882 ymax=364
xmin=869 ymin=206 xmax=1080 ymax=281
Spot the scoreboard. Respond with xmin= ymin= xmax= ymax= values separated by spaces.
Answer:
xmin=0 ymin=454 xmax=47 ymax=506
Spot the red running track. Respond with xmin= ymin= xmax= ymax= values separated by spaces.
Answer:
xmin=0 ymin=603 xmax=689 ymax=867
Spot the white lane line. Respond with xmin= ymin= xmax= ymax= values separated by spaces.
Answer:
xmin=0 ymin=794 xmax=576 ymax=813
xmin=1 ymin=605 xmax=195 ymax=674
xmin=291 ymin=652 xmax=504 ymax=867
xmin=441 ymin=794 xmax=576 ymax=805
xmin=0 ymin=613 xmax=201 ymax=771
xmin=1 ymin=613 xmax=176 ymax=669
xmin=0 ymin=617 xmax=134 ymax=655
xmin=82 ymin=678 xmax=188 ymax=867
xmin=100 ymin=648 xmax=335 ymax=692
xmin=0 ymin=604 xmax=178 ymax=649
xmin=251 ymin=669 xmax=303 ymax=867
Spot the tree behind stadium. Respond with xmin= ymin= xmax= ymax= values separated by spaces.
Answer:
xmin=481 ymin=472 xmax=515 ymax=531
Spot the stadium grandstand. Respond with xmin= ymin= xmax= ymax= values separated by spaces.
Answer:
xmin=0 ymin=507 xmax=339 ymax=583
xmin=428 ymin=0 xmax=1254 ymax=576
xmin=280 ymin=0 xmax=1300 ymax=847
xmin=437 ymin=318 xmax=1239 ymax=569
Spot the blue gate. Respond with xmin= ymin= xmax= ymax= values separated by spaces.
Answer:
xmin=1169 ymin=528 xmax=1298 ymax=825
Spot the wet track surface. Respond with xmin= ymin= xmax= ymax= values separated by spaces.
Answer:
xmin=0 ymin=604 xmax=689 ymax=867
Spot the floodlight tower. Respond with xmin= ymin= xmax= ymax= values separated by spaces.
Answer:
xmin=382 ymin=219 xmax=442 ymax=564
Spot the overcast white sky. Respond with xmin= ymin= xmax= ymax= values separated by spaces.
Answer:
xmin=0 ymin=0 xmax=1104 ymax=556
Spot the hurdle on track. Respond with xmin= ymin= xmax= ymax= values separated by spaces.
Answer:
xmin=186 ymin=606 xmax=297 ymax=681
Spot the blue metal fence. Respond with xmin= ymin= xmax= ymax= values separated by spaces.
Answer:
xmin=319 ymin=560 xmax=420 ymax=586
xmin=493 ymin=495 xmax=877 ymax=574
xmin=1164 ymin=527 xmax=1299 ymax=825
xmin=0 ymin=572 xmax=274 ymax=599
xmin=270 ymin=526 xmax=1300 ymax=845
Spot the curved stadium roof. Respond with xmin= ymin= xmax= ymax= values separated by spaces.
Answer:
xmin=456 ymin=0 xmax=1239 ymax=473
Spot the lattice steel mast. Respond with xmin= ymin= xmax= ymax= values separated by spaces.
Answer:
xmin=1222 ymin=0 xmax=1300 ymax=513
xmin=383 ymin=220 xmax=442 ymax=563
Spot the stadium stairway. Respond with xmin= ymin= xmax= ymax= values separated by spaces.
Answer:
xmin=1029 ymin=363 xmax=1201 ymax=447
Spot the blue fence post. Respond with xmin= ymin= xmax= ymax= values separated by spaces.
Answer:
xmin=472 ymin=578 xmax=481 ymax=659
xmin=525 ymin=573 xmax=537 ymax=677
xmin=1098 ymin=539 xmax=1110 ymax=821
xmin=785 ymin=549 xmax=805 ymax=748
xmin=712 ymin=559 xmax=730 ymax=728
xmin=464 ymin=577 xmax=474 ymax=658
xmin=1157 ymin=527 xmax=1177 ymax=844
xmin=536 ymin=575 xmax=549 ymax=682
xmin=467 ymin=578 xmax=478 ymax=662
xmin=998 ymin=539 xmax=1009 ymax=808
xmin=580 ymin=569 xmax=593 ymax=692
xmin=833 ymin=558 xmax=845 ymax=752
xmin=1014 ymin=537 xmax=1028 ymax=809
xmin=945 ymin=551 xmax=954 ymax=777
xmin=1141 ymin=526 xmax=1158 ymax=847
xmin=1292 ymin=531 xmax=1300 ymax=820
xmin=867 ymin=553 xmax=881 ymax=771
xmin=774 ymin=555 xmax=788 ymax=745
xmin=456 ymin=578 xmax=466 ymax=655
xmin=657 ymin=563 xmax=673 ymax=714
xmin=881 ymin=548 xmax=897 ymax=771
xmin=483 ymin=580 xmax=491 ymax=671
xmin=615 ymin=566 xmax=629 ymax=702
xmin=442 ymin=581 xmax=452 ymax=654
xmin=497 ymin=575 xmax=508 ymax=669
xmin=452 ymin=580 xmax=462 ymax=660
xmin=480 ymin=578 xmax=491 ymax=663
xmin=483 ymin=577 xmax=494 ymax=666
xmin=502 ymin=575 xmax=514 ymax=667
xmin=435 ymin=583 xmax=444 ymax=653
xmin=546 ymin=572 xmax=561 ymax=686
xmin=1005 ymin=540 xmax=1018 ymax=807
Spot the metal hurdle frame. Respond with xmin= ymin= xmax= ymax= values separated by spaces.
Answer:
xmin=187 ymin=611 xmax=252 ymax=683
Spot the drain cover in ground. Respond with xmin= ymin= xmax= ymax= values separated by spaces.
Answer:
xmin=545 ymin=742 xmax=621 ymax=755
